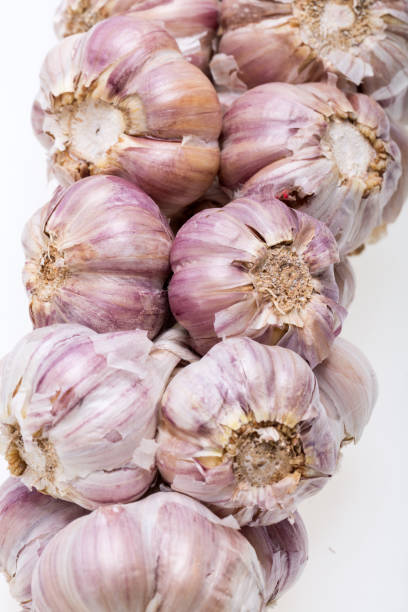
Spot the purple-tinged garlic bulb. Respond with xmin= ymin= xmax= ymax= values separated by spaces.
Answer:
xmin=334 ymin=259 xmax=356 ymax=310
xmin=157 ymin=338 xmax=339 ymax=526
xmin=169 ymin=195 xmax=345 ymax=367
xmin=243 ymin=512 xmax=308 ymax=604
xmin=0 ymin=478 xmax=87 ymax=610
xmin=315 ymin=337 xmax=378 ymax=446
xmin=55 ymin=0 xmax=219 ymax=73
xmin=23 ymin=175 xmax=172 ymax=336
xmin=31 ymin=492 xmax=266 ymax=612
xmin=33 ymin=15 xmax=222 ymax=218
xmin=222 ymin=80 xmax=402 ymax=255
xmin=0 ymin=324 xmax=195 ymax=510
xmin=213 ymin=0 xmax=408 ymax=122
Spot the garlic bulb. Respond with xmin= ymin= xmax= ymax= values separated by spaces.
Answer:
xmin=222 ymin=80 xmax=402 ymax=255
xmin=0 ymin=478 xmax=87 ymax=610
xmin=33 ymin=15 xmax=222 ymax=217
xmin=157 ymin=337 xmax=339 ymax=526
xmin=169 ymin=194 xmax=345 ymax=367
xmin=31 ymin=492 xmax=266 ymax=612
xmin=213 ymin=0 xmax=408 ymax=122
xmin=242 ymin=512 xmax=308 ymax=604
xmin=23 ymin=175 xmax=172 ymax=336
xmin=0 ymin=324 xmax=195 ymax=510
xmin=55 ymin=0 xmax=219 ymax=73
xmin=334 ymin=259 xmax=356 ymax=310
xmin=315 ymin=337 xmax=378 ymax=446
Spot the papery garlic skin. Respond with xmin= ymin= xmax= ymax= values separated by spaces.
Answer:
xmin=31 ymin=492 xmax=266 ymax=612
xmin=169 ymin=195 xmax=344 ymax=367
xmin=157 ymin=338 xmax=339 ymax=526
xmin=0 ymin=478 xmax=86 ymax=609
xmin=55 ymin=0 xmax=219 ymax=73
xmin=242 ymin=512 xmax=308 ymax=604
xmin=23 ymin=175 xmax=172 ymax=336
xmin=0 ymin=324 xmax=192 ymax=510
xmin=315 ymin=337 xmax=378 ymax=446
xmin=223 ymin=80 xmax=402 ymax=256
xmin=334 ymin=259 xmax=356 ymax=310
xmin=213 ymin=0 xmax=408 ymax=122
xmin=33 ymin=15 xmax=222 ymax=217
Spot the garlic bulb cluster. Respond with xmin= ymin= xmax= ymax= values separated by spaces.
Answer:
xmin=157 ymin=337 xmax=339 ymax=526
xmin=23 ymin=175 xmax=172 ymax=336
xmin=0 ymin=478 xmax=87 ymax=610
xmin=33 ymin=15 xmax=222 ymax=217
xmin=169 ymin=194 xmax=345 ymax=367
xmin=55 ymin=0 xmax=219 ymax=73
xmin=315 ymin=337 xmax=378 ymax=446
xmin=212 ymin=0 xmax=408 ymax=122
xmin=0 ymin=324 xmax=194 ymax=510
xmin=31 ymin=492 xmax=266 ymax=612
xmin=243 ymin=512 xmax=308 ymax=604
xmin=222 ymin=79 xmax=402 ymax=255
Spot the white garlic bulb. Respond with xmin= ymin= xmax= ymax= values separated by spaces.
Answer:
xmin=0 ymin=478 xmax=87 ymax=609
xmin=0 ymin=324 xmax=195 ymax=509
xmin=31 ymin=492 xmax=266 ymax=611
xmin=23 ymin=175 xmax=173 ymax=336
xmin=157 ymin=337 xmax=339 ymax=526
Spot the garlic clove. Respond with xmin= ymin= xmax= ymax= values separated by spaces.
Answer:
xmin=314 ymin=337 xmax=378 ymax=446
xmin=113 ymin=135 xmax=220 ymax=218
xmin=22 ymin=175 xmax=172 ymax=336
xmin=157 ymin=337 xmax=340 ymax=526
xmin=34 ymin=15 xmax=222 ymax=215
xmin=0 ymin=478 xmax=87 ymax=609
xmin=55 ymin=0 xmax=219 ymax=73
xmin=169 ymin=195 xmax=344 ymax=367
xmin=31 ymin=492 xmax=266 ymax=612
xmin=242 ymin=511 xmax=308 ymax=603
xmin=0 ymin=324 xmax=192 ymax=510
xmin=334 ymin=258 xmax=356 ymax=310
xmin=224 ymin=80 xmax=402 ymax=255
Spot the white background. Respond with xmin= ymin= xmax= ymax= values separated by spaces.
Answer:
xmin=0 ymin=2 xmax=407 ymax=611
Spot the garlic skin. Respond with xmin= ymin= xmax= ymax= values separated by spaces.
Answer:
xmin=213 ymin=0 xmax=408 ymax=122
xmin=223 ymin=80 xmax=402 ymax=256
xmin=31 ymin=492 xmax=266 ymax=612
xmin=55 ymin=0 xmax=219 ymax=73
xmin=0 ymin=324 xmax=194 ymax=510
xmin=157 ymin=338 xmax=339 ymax=526
xmin=33 ymin=15 xmax=222 ymax=217
xmin=169 ymin=195 xmax=345 ymax=367
xmin=315 ymin=337 xmax=378 ymax=446
xmin=0 ymin=478 xmax=87 ymax=610
xmin=242 ymin=512 xmax=308 ymax=604
xmin=334 ymin=259 xmax=356 ymax=310
xmin=23 ymin=175 xmax=172 ymax=336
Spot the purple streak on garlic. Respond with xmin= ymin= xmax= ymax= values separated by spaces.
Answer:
xmin=31 ymin=492 xmax=266 ymax=612
xmin=0 ymin=478 xmax=87 ymax=610
xmin=334 ymin=259 xmax=356 ymax=310
xmin=157 ymin=337 xmax=339 ymax=526
xmin=315 ymin=337 xmax=378 ymax=446
xmin=213 ymin=0 xmax=408 ymax=122
xmin=55 ymin=0 xmax=219 ymax=73
xmin=23 ymin=175 xmax=172 ymax=336
xmin=33 ymin=15 xmax=221 ymax=217
xmin=222 ymin=80 xmax=402 ymax=256
xmin=0 ymin=324 xmax=195 ymax=510
xmin=242 ymin=511 xmax=308 ymax=604
xmin=169 ymin=194 xmax=345 ymax=367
